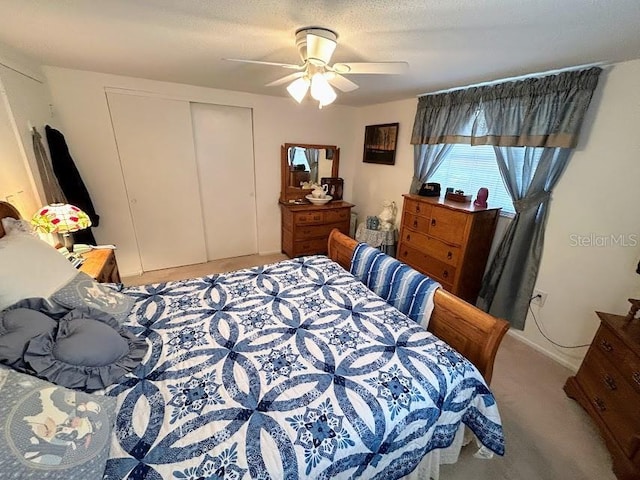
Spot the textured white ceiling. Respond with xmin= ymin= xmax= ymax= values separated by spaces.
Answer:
xmin=1 ymin=0 xmax=639 ymax=106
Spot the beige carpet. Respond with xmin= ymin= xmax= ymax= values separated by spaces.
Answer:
xmin=124 ymin=255 xmax=616 ymax=480
xmin=440 ymin=334 xmax=615 ymax=480
xmin=122 ymin=253 xmax=288 ymax=286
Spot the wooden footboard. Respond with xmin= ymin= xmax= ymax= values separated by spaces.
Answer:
xmin=328 ymin=228 xmax=508 ymax=384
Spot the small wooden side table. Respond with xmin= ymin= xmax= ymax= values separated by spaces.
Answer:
xmin=80 ymin=249 xmax=121 ymax=283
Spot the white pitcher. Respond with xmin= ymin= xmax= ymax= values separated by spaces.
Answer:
xmin=311 ymin=184 xmax=328 ymax=199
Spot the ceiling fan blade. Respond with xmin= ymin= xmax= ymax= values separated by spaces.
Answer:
xmin=306 ymin=33 xmax=337 ymax=65
xmin=225 ymin=58 xmax=304 ymax=70
xmin=332 ymin=62 xmax=409 ymax=75
xmin=266 ymin=72 xmax=305 ymax=87
xmin=325 ymin=72 xmax=359 ymax=92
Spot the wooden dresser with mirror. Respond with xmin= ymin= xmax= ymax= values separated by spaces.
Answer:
xmin=279 ymin=143 xmax=354 ymax=257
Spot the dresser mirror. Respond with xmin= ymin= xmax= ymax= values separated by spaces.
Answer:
xmin=280 ymin=143 xmax=340 ymax=203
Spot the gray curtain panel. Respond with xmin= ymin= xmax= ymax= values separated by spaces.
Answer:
xmin=31 ymin=127 xmax=66 ymax=204
xmin=477 ymin=147 xmax=571 ymax=328
xmin=305 ymin=147 xmax=320 ymax=184
xmin=409 ymin=143 xmax=453 ymax=193
xmin=476 ymin=67 xmax=601 ymax=328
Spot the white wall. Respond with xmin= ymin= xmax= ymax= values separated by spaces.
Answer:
xmin=0 ymin=43 xmax=54 ymax=216
xmin=350 ymin=59 xmax=640 ymax=370
xmin=43 ymin=67 xmax=358 ymax=276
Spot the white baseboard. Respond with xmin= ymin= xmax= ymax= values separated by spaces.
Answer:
xmin=258 ymin=250 xmax=284 ymax=256
xmin=119 ymin=269 xmax=143 ymax=278
xmin=506 ymin=330 xmax=580 ymax=373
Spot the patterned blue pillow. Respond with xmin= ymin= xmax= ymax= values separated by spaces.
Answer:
xmin=350 ymin=242 xmax=441 ymax=326
xmin=49 ymin=272 xmax=134 ymax=324
xmin=0 ymin=365 xmax=115 ymax=478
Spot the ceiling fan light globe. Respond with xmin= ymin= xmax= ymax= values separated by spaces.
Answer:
xmin=287 ymin=77 xmax=310 ymax=103
xmin=310 ymin=72 xmax=336 ymax=105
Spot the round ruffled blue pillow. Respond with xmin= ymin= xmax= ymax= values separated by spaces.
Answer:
xmin=0 ymin=308 xmax=57 ymax=370
xmin=24 ymin=307 xmax=147 ymax=392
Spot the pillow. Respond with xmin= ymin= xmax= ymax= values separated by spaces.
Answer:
xmin=0 ymin=365 xmax=115 ymax=478
xmin=1 ymin=217 xmax=37 ymax=236
xmin=0 ymin=308 xmax=57 ymax=370
xmin=0 ymin=233 xmax=79 ymax=311
xmin=350 ymin=242 xmax=441 ymax=327
xmin=50 ymin=272 xmax=134 ymax=324
xmin=24 ymin=307 xmax=148 ymax=391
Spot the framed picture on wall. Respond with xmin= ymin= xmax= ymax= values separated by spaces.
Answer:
xmin=363 ymin=123 xmax=399 ymax=165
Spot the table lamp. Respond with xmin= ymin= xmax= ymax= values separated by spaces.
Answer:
xmin=31 ymin=203 xmax=92 ymax=252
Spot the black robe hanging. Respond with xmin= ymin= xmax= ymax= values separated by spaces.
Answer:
xmin=45 ymin=125 xmax=99 ymax=245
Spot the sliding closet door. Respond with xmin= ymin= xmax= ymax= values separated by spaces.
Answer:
xmin=107 ymin=92 xmax=206 ymax=271
xmin=191 ymin=103 xmax=257 ymax=260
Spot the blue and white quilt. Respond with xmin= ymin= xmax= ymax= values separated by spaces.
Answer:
xmin=103 ymin=255 xmax=504 ymax=479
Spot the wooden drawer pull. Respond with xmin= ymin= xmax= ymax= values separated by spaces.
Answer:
xmin=599 ymin=339 xmax=613 ymax=352
xmin=431 ymin=218 xmax=436 ymax=227
xmin=593 ymin=397 xmax=606 ymax=412
xmin=406 ymin=234 xmax=411 ymax=241
xmin=447 ymin=251 xmax=453 ymax=260
xmin=603 ymin=374 xmax=617 ymax=391
xmin=415 ymin=205 xmax=420 ymax=213
xmin=633 ymin=372 xmax=640 ymax=386
xmin=443 ymin=270 xmax=449 ymax=279
xmin=413 ymin=220 xmax=418 ymax=228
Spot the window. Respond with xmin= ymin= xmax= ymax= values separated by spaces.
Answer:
xmin=291 ymin=147 xmax=311 ymax=171
xmin=428 ymin=144 xmax=515 ymax=214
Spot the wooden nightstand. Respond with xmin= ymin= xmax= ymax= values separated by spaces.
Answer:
xmin=79 ymin=249 xmax=121 ymax=283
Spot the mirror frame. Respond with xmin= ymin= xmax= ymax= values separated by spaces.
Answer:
xmin=280 ymin=143 xmax=340 ymax=203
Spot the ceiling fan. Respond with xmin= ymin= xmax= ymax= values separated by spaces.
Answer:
xmin=226 ymin=27 xmax=409 ymax=108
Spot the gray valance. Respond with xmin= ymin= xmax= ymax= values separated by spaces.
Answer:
xmin=411 ymin=67 xmax=602 ymax=149
xmin=411 ymin=88 xmax=482 ymax=145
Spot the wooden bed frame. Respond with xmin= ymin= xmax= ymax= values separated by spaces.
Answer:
xmin=0 ymin=201 xmax=20 ymax=238
xmin=328 ymin=228 xmax=508 ymax=384
xmin=0 ymin=201 xmax=508 ymax=384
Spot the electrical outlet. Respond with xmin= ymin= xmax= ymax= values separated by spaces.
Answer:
xmin=531 ymin=289 xmax=548 ymax=307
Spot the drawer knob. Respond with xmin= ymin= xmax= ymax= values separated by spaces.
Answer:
xmin=603 ymin=374 xmax=617 ymax=391
xmin=416 ymin=206 xmax=420 ymax=213
xmin=402 ymin=251 xmax=408 ymax=257
xmin=406 ymin=234 xmax=411 ymax=241
xmin=443 ymin=270 xmax=449 ymax=279
xmin=633 ymin=372 xmax=640 ymax=386
xmin=413 ymin=220 xmax=418 ymax=228
xmin=431 ymin=218 xmax=436 ymax=227
xmin=447 ymin=251 xmax=453 ymax=260
xmin=593 ymin=397 xmax=606 ymax=412
xmin=599 ymin=339 xmax=613 ymax=352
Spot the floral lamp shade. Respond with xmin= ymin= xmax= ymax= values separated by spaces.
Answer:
xmin=31 ymin=203 xmax=92 ymax=235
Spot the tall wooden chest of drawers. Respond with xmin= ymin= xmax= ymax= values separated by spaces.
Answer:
xmin=564 ymin=313 xmax=640 ymax=480
xmin=280 ymin=201 xmax=354 ymax=257
xmin=396 ymin=195 xmax=500 ymax=303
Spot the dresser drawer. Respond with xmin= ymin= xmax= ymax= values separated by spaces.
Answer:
xmin=404 ymin=198 xmax=432 ymax=218
xmin=296 ymin=223 xmax=338 ymax=240
xmin=427 ymin=206 xmax=468 ymax=245
xmin=594 ymin=324 xmax=640 ymax=396
xmin=293 ymin=238 xmax=329 ymax=256
xmin=399 ymin=228 xmax=461 ymax=267
xmin=402 ymin=212 xmax=431 ymax=234
xmin=397 ymin=243 xmax=455 ymax=289
xmin=324 ymin=208 xmax=350 ymax=223
xmin=294 ymin=211 xmax=324 ymax=225
xmin=577 ymin=347 xmax=640 ymax=458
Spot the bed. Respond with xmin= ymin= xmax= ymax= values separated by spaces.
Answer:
xmin=0 ymin=201 xmax=508 ymax=480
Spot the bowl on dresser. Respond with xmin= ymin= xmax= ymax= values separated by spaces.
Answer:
xmin=305 ymin=194 xmax=332 ymax=205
